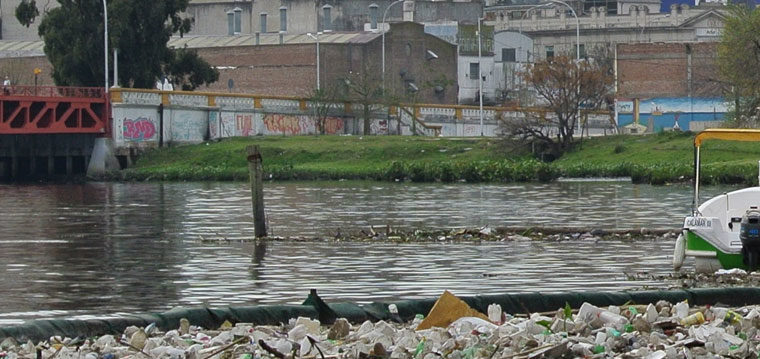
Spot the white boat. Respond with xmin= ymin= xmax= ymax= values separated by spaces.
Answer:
xmin=673 ymin=129 xmax=760 ymax=273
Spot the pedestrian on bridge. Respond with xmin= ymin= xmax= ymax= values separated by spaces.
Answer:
xmin=3 ymin=76 xmax=10 ymax=95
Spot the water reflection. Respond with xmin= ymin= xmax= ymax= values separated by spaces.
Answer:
xmin=0 ymin=181 xmax=741 ymax=324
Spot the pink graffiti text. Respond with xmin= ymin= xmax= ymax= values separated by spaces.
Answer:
xmin=236 ymin=114 xmax=253 ymax=136
xmin=123 ymin=118 xmax=156 ymax=141
xmin=263 ymin=114 xmax=303 ymax=135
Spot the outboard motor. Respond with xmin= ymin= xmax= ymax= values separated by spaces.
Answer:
xmin=741 ymin=209 xmax=760 ymax=270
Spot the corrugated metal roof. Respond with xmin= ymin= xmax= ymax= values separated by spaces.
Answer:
xmin=0 ymin=41 xmax=45 ymax=58
xmin=0 ymin=31 xmax=382 ymax=58
xmin=189 ymin=0 xmax=252 ymax=4
xmin=168 ymin=32 xmax=381 ymax=48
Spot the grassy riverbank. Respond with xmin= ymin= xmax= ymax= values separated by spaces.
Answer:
xmin=115 ymin=131 xmax=760 ymax=185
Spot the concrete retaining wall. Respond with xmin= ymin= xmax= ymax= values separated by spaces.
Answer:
xmin=109 ymin=88 xmax=614 ymax=151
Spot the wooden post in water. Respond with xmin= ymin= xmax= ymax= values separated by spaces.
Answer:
xmin=247 ymin=145 xmax=267 ymax=237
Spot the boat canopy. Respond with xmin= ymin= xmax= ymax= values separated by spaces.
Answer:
xmin=695 ymin=129 xmax=760 ymax=147
xmin=692 ymin=128 xmax=760 ymax=214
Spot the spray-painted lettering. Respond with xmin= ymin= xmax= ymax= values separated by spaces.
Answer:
xmin=123 ymin=117 xmax=156 ymax=141
xmin=236 ymin=114 xmax=253 ymax=136
xmin=264 ymin=114 xmax=303 ymax=135
xmin=370 ymin=120 xmax=388 ymax=135
xmin=323 ymin=118 xmax=344 ymax=134
xmin=209 ymin=112 xmax=219 ymax=139
xmin=262 ymin=114 xmax=344 ymax=135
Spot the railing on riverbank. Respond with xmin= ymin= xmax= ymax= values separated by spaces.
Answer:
xmin=107 ymin=87 xmax=615 ymax=148
xmin=2 ymin=85 xmax=105 ymax=99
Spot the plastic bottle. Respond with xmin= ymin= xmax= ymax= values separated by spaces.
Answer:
xmin=680 ymin=312 xmax=705 ymax=326
xmin=577 ymin=302 xmax=628 ymax=329
xmin=645 ymin=304 xmax=658 ymax=323
xmin=129 ymin=329 xmax=147 ymax=350
xmin=598 ymin=310 xmax=629 ymax=328
xmin=179 ymin=318 xmax=190 ymax=335
xmin=414 ymin=337 xmax=426 ymax=359
xmin=674 ymin=301 xmax=689 ymax=319
xmin=487 ymin=304 xmax=503 ymax=324
xmin=578 ymin=303 xmax=601 ymax=322
xmin=712 ymin=307 xmax=728 ymax=321
xmin=724 ymin=310 xmax=742 ymax=325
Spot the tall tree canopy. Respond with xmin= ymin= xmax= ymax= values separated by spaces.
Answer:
xmin=17 ymin=0 xmax=218 ymax=90
xmin=717 ymin=6 xmax=760 ymax=126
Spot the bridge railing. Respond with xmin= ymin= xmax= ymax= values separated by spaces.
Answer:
xmin=1 ymin=85 xmax=105 ymax=99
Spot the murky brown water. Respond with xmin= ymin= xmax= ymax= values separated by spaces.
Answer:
xmin=0 ymin=181 xmax=737 ymax=324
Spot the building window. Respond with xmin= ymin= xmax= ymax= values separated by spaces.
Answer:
xmin=234 ymin=7 xmax=242 ymax=34
xmin=469 ymin=62 xmax=479 ymax=79
xmin=322 ymin=5 xmax=332 ymax=31
xmin=502 ymin=48 xmax=516 ymax=62
xmin=227 ymin=11 xmax=235 ymax=35
xmin=545 ymin=46 xmax=554 ymax=59
xmin=279 ymin=6 xmax=287 ymax=32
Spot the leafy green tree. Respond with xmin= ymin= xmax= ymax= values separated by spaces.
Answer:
xmin=17 ymin=0 xmax=218 ymax=89
xmin=15 ymin=0 xmax=39 ymax=27
xmin=718 ymin=5 xmax=760 ymax=127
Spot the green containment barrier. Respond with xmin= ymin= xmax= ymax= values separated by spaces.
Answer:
xmin=3 ymin=288 xmax=760 ymax=342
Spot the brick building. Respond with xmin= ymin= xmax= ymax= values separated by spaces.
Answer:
xmin=617 ymin=42 xmax=720 ymax=99
xmin=0 ymin=22 xmax=458 ymax=105
xmin=615 ymin=42 xmax=725 ymax=132
xmin=173 ymin=22 xmax=458 ymax=104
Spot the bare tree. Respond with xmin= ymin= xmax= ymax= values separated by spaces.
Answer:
xmin=308 ymin=82 xmax=342 ymax=135
xmin=341 ymin=70 xmax=384 ymax=135
xmin=500 ymin=54 xmax=612 ymax=159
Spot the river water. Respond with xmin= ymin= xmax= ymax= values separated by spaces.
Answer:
xmin=0 ymin=180 xmax=740 ymax=324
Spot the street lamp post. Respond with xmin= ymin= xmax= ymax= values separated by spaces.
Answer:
xmin=518 ymin=1 xmax=578 ymax=62
xmin=520 ymin=1 xmax=581 ymax=132
xmin=103 ymin=0 xmax=108 ymax=95
xmin=478 ymin=17 xmax=484 ymax=136
xmin=547 ymin=0 xmax=581 ymax=132
xmin=382 ymin=0 xmax=404 ymax=91
xmin=307 ymin=32 xmax=322 ymax=90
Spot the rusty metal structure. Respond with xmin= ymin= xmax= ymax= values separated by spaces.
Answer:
xmin=0 ymin=85 xmax=109 ymax=135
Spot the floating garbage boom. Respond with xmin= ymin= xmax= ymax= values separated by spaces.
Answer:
xmin=4 ymin=287 xmax=760 ymax=342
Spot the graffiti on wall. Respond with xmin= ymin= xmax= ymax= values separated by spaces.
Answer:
xmin=370 ymin=120 xmax=388 ymax=135
xmin=263 ymin=114 xmax=304 ymax=135
xmin=262 ymin=114 xmax=344 ymax=135
xmin=171 ymin=111 xmax=206 ymax=142
xmin=323 ymin=118 xmax=344 ymax=134
xmin=209 ymin=112 xmax=219 ymax=139
xmin=617 ymin=97 xmax=729 ymax=130
xmin=236 ymin=114 xmax=253 ymax=136
xmin=464 ymin=125 xmax=479 ymax=136
xmin=219 ymin=112 xmax=235 ymax=137
xmin=123 ymin=117 xmax=156 ymax=141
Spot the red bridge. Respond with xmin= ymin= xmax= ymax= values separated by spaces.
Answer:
xmin=0 ymin=86 xmax=109 ymax=134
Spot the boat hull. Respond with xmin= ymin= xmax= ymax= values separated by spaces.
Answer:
xmin=684 ymin=230 xmax=745 ymax=272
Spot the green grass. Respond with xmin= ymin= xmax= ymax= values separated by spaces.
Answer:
xmin=111 ymin=132 xmax=760 ymax=185
xmin=554 ymin=131 xmax=760 ymax=185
